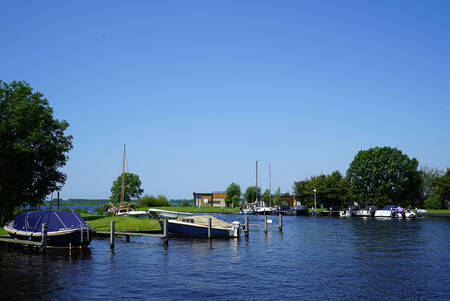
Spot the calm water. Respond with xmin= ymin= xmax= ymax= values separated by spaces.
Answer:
xmin=1 ymin=215 xmax=449 ymax=300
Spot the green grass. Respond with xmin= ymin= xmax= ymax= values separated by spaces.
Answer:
xmin=424 ymin=209 xmax=450 ymax=213
xmin=80 ymin=213 xmax=161 ymax=231
xmin=0 ymin=227 xmax=7 ymax=236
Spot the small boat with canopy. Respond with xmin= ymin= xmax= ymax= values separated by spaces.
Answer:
xmin=4 ymin=210 xmax=94 ymax=248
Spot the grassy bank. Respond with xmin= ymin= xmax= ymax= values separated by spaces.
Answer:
xmin=80 ymin=213 xmax=160 ymax=231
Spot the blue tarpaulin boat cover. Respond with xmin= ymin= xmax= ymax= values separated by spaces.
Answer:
xmin=382 ymin=205 xmax=397 ymax=210
xmin=12 ymin=211 xmax=89 ymax=232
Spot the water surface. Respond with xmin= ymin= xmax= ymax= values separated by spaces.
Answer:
xmin=1 ymin=215 xmax=449 ymax=300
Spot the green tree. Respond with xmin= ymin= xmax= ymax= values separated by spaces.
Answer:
xmin=110 ymin=172 xmax=144 ymax=205
xmin=420 ymin=166 xmax=444 ymax=199
xmin=0 ymin=81 xmax=73 ymax=223
xmin=244 ymin=186 xmax=261 ymax=204
xmin=231 ymin=195 xmax=240 ymax=208
xmin=225 ymin=183 xmax=241 ymax=208
xmin=435 ymin=168 xmax=450 ymax=209
xmin=346 ymin=146 xmax=422 ymax=208
xmin=262 ymin=189 xmax=271 ymax=206
xmin=293 ymin=171 xmax=349 ymax=208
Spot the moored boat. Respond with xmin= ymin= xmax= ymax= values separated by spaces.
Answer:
xmin=4 ymin=210 xmax=94 ymax=248
xmin=147 ymin=208 xmax=193 ymax=219
xmin=159 ymin=215 xmax=241 ymax=238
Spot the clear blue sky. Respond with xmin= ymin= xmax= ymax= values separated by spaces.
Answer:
xmin=1 ymin=1 xmax=449 ymax=199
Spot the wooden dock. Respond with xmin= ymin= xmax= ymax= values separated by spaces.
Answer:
xmin=0 ymin=235 xmax=42 ymax=247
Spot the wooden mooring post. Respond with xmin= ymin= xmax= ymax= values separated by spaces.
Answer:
xmin=279 ymin=212 xmax=283 ymax=232
xmin=244 ymin=216 xmax=249 ymax=237
xmin=41 ymin=223 xmax=48 ymax=252
xmin=264 ymin=215 xmax=268 ymax=233
xmin=162 ymin=219 xmax=168 ymax=244
xmin=110 ymin=221 xmax=115 ymax=249
xmin=208 ymin=217 xmax=212 ymax=238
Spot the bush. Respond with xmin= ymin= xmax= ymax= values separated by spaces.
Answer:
xmin=137 ymin=195 xmax=170 ymax=208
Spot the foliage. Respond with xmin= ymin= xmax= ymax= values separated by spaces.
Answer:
xmin=424 ymin=193 xmax=443 ymax=210
xmin=232 ymin=195 xmax=240 ymax=208
xmin=435 ymin=168 xmax=450 ymax=209
xmin=420 ymin=166 xmax=444 ymax=199
xmin=154 ymin=206 xmax=236 ymax=213
xmin=0 ymin=81 xmax=73 ymax=224
xmin=244 ymin=186 xmax=261 ymax=203
xmin=293 ymin=170 xmax=349 ymax=208
xmin=273 ymin=188 xmax=281 ymax=206
xmin=225 ymin=183 xmax=241 ymax=208
xmin=262 ymin=189 xmax=271 ymax=206
xmin=169 ymin=199 xmax=193 ymax=206
xmin=137 ymin=195 xmax=170 ymax=208
xmin=110 ymin=172 xmax=144 ymax=205
xmin=346 ymin=146 xmax=422 ymax=208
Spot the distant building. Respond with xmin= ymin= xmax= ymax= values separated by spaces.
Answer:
xmin=193 ymin=192 xmax=227 ymax=207
xmin=279 ymin=195 xmax=297 ymax=207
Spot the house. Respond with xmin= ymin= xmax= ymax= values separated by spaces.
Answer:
xmin=193 ymin=192 xmax=227 ymax=207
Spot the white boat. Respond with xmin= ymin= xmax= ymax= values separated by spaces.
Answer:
xmin=374 ymin=210 xmax=393 ymax=218
xmin=405 ymin=210 xmax=417 ymax=218
xmin=147 ymin=208 xmax=193 ymax=219
xmin=416 ymin=209 xmax=427 ymax=217
xmin=159 ymin=215 xmax=241 ymax=238
xmin=255 ymin=207 xmax=273 ymax=215
xmin=117 ymin=210 xmax=149 ymax=218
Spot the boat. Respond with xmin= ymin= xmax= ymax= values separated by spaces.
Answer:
xmin=340 ymin=205 xmax=360 ymax=217
xmin=273 ymin=205 xmax=309 ymax=216
xmin=356 ymin=205 xmax=378 ymax=217
xmin=292 ymin=205 xmax=309 ymax=216
xmin=159 ymin=215 xmax=241 ymax=238
xmin=117 ymin=210 xmax=149 ymax=218
xmin=4 ymin=210 xmax=94 ymax=248
xmin=405 ymin=209 xmax=417 ymax=218
xmin=242 ymin=208 xmax=256 ymax=215
xmin=255 ymin=207 xmax=273 ymax=215
xmin=147 ymin=208 xmax=193 ymax=219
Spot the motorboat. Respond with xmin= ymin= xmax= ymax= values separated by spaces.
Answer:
xmin=147 ymin=208 xmax=193 ymax=219
xmin=374 ymin=205 xmax=396 ymax=218
xmin=405 ymin=209 xmax=417 ymax=218
xmin=340 ymin=205 xmax=360 ymax=217
xmin=242 ymin=208 xmax=256 ymax=215
xmin=415 ymin=209 xmax=426 ymax=217
xmin=292 ymin=205 xmax=309 ymax=216
xmin=356 ymin=205 xmax=378 ymax=217
xmin=4 ymin=210 xmax=94 ymax=248
xmin=159 ymin=215 xmax=241 ymax=238
xmin=117 ymin=210 xmax=149 ymax=218
xmin=255 ymin=207 xmax=273 ymax=215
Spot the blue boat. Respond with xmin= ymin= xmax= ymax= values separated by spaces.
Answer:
xmin=4 ymin=210 xmax=95 ymax=248
xmin=159 ymin=215 xmax=241 ymax=238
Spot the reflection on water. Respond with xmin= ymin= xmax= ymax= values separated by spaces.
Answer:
xmin=0 ymin=216 xmax=449 ymax=300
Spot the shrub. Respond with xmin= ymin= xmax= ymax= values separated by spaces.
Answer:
xmin=137 ymin=195 xmax=170 ymax=207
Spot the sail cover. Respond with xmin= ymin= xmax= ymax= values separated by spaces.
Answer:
xmin=12 ymin=211 xmax=89 ymax=232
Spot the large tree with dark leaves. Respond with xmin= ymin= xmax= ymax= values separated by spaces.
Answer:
xmin=0 ymin=81 xmax=73 ymax=223
xmin=346 ymin=146 xmax=422 ymax=208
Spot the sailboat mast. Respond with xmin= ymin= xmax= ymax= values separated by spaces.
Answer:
xmin=120 ymin=144 xmax=126 ymax=205
xmin=269 ymin=164 xmax=272 ymax=208
xmin=256 ymin=160 xmax=258 ymax=207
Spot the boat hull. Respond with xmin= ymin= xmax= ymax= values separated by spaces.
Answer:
xmin=159 ymin=220 xmax=239 ymax=238
xmin=5 ymin=227 xmax=94 ymax=248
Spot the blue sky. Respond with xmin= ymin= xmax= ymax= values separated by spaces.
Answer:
xmin=1 ymin=1 xmax=449 ymax=199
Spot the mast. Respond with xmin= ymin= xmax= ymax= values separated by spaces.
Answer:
xmin=256 ymin=160 xmax=258 ymax=207
xmin=269 ymin=164 xmax=272 ymax=208
xmin=120 ymin=144 xmax=126 ymax=206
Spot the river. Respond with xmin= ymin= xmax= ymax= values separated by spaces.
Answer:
xmin=0 ymin=215 xmax=449 ymax=300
